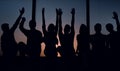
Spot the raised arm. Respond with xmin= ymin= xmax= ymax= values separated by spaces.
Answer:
xmin=19 ymin=17 xmax=29 ymax=36
xmin=58 ymin=9 xmax=63 ymax=36
xmin=42 ymin=8 xmax=47 ymax=35
xmin=55 ymin=8 xmax=59 ymax=35
xmin=71 ymin=8 xmax=75 ymax=34
xmin=11 ymin=7 xmax=24 ymax=32
xmin=113 ymin=11 xmax=120 ymax=30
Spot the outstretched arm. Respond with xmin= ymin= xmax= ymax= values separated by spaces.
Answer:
xmin=42 ymin=8 xmax=47 ymax=35
xmin=71 ymin=8 xmax=75 ymax=35
xmin=11 ymin=7 xmax=24 ymax=32
xmin=19 ymin=17 xmax=29 ymax=36
xmin=58 ymin=9 xmax=63 ymax=36
xmin=55 ymin=8 xmax=59 ymax=35
xmin=113 ymin=11 xmax=120 ymax=30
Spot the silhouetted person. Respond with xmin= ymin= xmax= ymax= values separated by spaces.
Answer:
xmin=76 ymin=24 xmax=90 ymax=69
xmin=42 ymin=8 xmax=58 ymax=58
xmin=112 ymin=12 xmax=120 ymax=57
xmin=42 ymin=8 xmax=59 ymax=71
xmin=90 ymin=23 xmax=106 ymax=69
xmin=19 ymin=17 xmax=42 ymax=57
xmin=106 ymin=23 xmax=115 ymax=48
xmin=58 ymin=8 xmax=75 ymax=58
xmin=106 ymin=12 xmax=120 ymax=70
xmin=1 ymin=8 xmax=24 ymax=57
xmin=106 ymin=12 xmax=120 ymax=55
xmin=105 ymin=23 xmax=115 ymax=69
xmin=17 ymin=42 xmax=27 ymax=56
xmin=58 ymin=8 xmax=76 ymax=71
xmin=112 ymin=11 xmax=120 ymax=71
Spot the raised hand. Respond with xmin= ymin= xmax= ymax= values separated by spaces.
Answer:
xmin=113 ymin=11 xmax=118 ymax=19
xmin=59 ymin=8 xmax=63 ymax=15
xmin=56 ymin=8 xmax=59 ymax=15
xmin=71 ymin=8 xmax=75 ymax=15
xmin=19 ymin=7 xmax=25 ymax=15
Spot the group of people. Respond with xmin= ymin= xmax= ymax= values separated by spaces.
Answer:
xmin=1 ymin=7 xmax=120 ymax=62
xmin=1 ymin=8 xmax=75 ymax=58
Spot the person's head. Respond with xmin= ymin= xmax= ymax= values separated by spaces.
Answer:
xmin=94 ymin=23 xmax=102 ymax=33
xmin=64 ymin=24 xmax=71 ymax=34
xmin=48 ymin=23 xmax=55 ymax=32
xmin=79 ymin=24 xmax=87 ymax=34
xmin=29 ymin=20 xmax=36 ymax=30
xmin=106 ymin=23 xmax=114 ymax=32
xmin=1 ymin=23 xmax=9 ymax=32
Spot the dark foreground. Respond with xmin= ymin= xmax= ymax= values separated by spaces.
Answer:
xmin=0 ymin=56 xmax=119 ymax=71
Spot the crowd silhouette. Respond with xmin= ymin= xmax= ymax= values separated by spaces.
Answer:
xmin=0 ymin=5 xmax=120 ymax=71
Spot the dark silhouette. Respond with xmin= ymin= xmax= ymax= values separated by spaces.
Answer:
xmin=112 ymin=12 xmax=120 ymax=57
xmin=57 ymin=8 xmax=76 ymax=71
xmin=106 ymin=11 xmax=120 ymax=55
xmin=58 ymin=8 xmax=75 ymax=58
xmin=19 ymin=17 xmax=42 ymax=57
xmin=17 ymin=42 xmax=27 ymax=56
xmin=19 ymin=0 xmax=43 ymax=57
xmin=1 ymin=8 xmax=24 ymax=57
xmin=105 ymin=12 xmax=120 ymax=70
xmin=106 ymin=12 xmax=120 ymax=56
xmin=90 ymin=23 xmax=106 ymax=70
xmin=42 ymin=8 xmax=59 ymax=71
xmin=42 ymin=8 xmax=58 ymax=57
xmin=106 ymin=23 xmax=115 ymax=49
xmin=76 ymin=24 xmax=90 ymax=70
xmin=1 ymin=0 xmax=119 ymax=70
xmin=105 ymin=23 xmax=115 ymax=70
xmin=106 ymin=12 xmax=120 ymax=54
